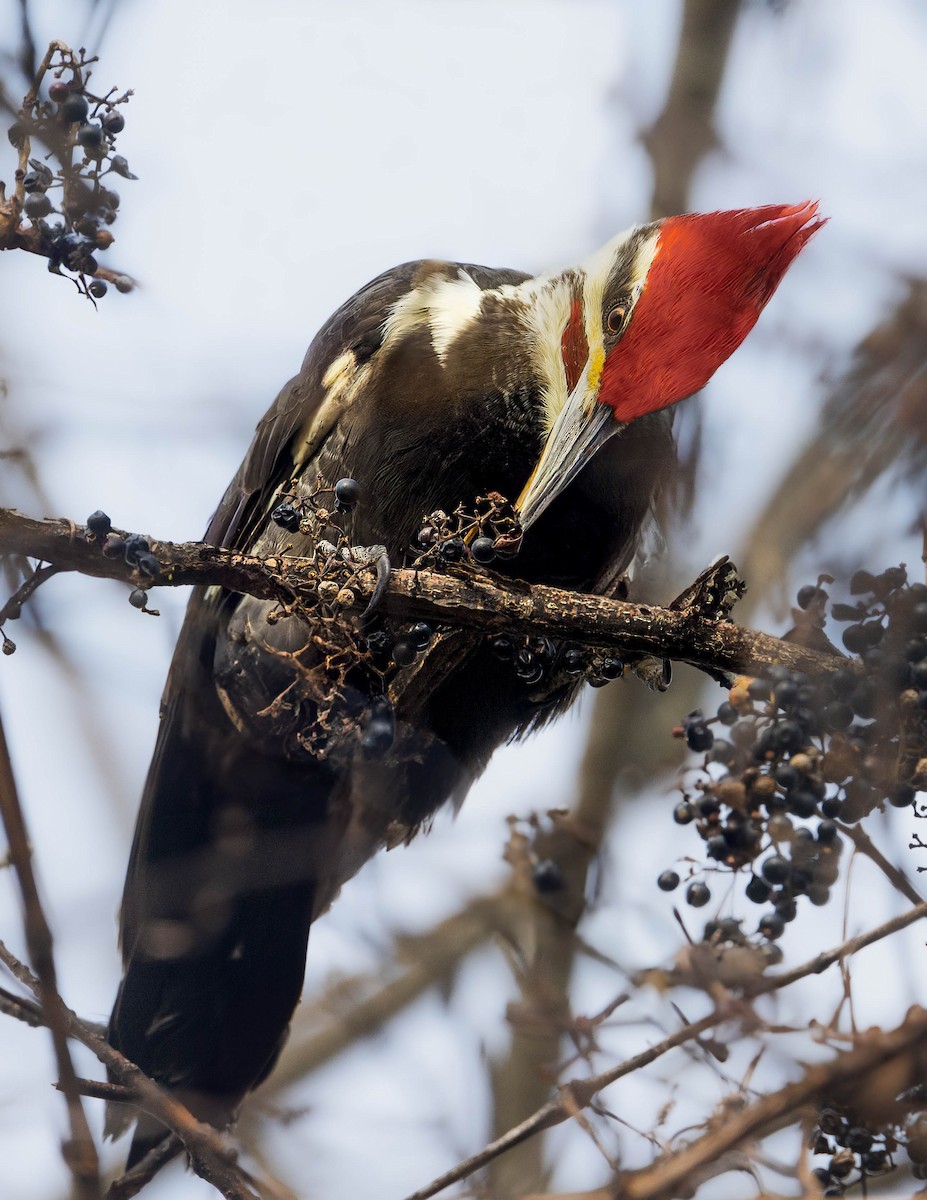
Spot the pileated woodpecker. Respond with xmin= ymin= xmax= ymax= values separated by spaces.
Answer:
xmin=108 ymin=202 xmax=823 ymax=1162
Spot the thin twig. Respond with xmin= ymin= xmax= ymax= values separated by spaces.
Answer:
xmin=0 ymin=708 xmax=102 ymax=1198
xmin=622 ymin=1007 xmax=927 ymax=1200
xmin=0 ymin=560 xmax=59 ymax=623
xmin=838 ymin=819 xmax=924 ymax=906
xmin=402 ymin=900 xmax=927 ymax=1200
xmin=0 ymin=941 xmax=261 ymax=1200
xmin=105 ymin=1136 xmax=183 ymax=1200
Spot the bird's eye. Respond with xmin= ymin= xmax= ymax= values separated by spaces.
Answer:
xmin=606 ymin=305 xmax=627 ymax=335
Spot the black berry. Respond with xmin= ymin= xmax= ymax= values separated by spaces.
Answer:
xmin=761 ymin=855 xmax=790 ymax=885
xmin=103 ymin=110 xmax=126 ymax=134
xmin=533 ymin=859 xmax=563 ymax=893
xmin=391 ymin=638 xmax=418 ymax=667
xmin=686 ymin=881 xmax=711 ymax=908
xmin=491 ymin=635 xmax=514 ymax=660
xmin=271 ymin=503 xmax=301 ymax=531
xmin=410 ymin=622 xmax=433 ymax=648
xmin=470 ymin=536 xmax=496 ymax=564
xmin=363 ymin=719 xmax=394 ymax=757
xmin=334 ymin=478 xmax=360 ymax=509
xmin=24 ymin=191 xmax=53 ymax=219
xmin=60 ymin=93 xmax=89 ymax=123
xmin=86 ymin=510 xmax=112 ymax=537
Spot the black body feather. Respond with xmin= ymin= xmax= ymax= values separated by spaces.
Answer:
xmin=108 ymin=258 xmax=674 ymax=1164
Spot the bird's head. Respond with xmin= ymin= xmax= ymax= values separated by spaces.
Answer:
xmin=516 ymin=201 xmax=826 ymax=528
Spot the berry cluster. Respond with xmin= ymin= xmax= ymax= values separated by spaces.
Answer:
xmin=412 ymin=492 xmax=522 ymax=569
xmin=364 ymin=620 xmax=434 ymax=672
xmin=272 ymin=477 xmax=361 ymax=535
xmin=661 ymin=569 xmax=926 ymax=942
xmin=7 ymin=46 xmax=135 ymax=299
xmin=86 ymin=510 xmax=159 ymax=611
xmin=809 ymin=1104 xmax=912 ymax=1195
xmin=489 ymin=632 xmax=623 ymax=691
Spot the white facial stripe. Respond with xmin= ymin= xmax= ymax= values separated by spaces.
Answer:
xmin=513 ymin=275 xmax=573 ymax=435
xmin=630 ymin=228 xmax=661 ymax=299
xmin=579 ymin=226 xmax=660 ymax=383
xmin=382 ymin=269 xmax=485 ymax=365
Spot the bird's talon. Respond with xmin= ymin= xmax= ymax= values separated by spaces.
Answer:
xmin=351 ymin=545 xmax=391 ymax=625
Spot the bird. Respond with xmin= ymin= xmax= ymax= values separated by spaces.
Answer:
xmin=107 ymin=201 xmax=824 ymax=1164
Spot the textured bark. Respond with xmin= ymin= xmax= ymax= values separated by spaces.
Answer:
xmin=0 ymin=507 xmax=844 ymax=681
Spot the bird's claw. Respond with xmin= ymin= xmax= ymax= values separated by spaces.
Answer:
xmin=350 ymin=544 xmax=391 ymax=626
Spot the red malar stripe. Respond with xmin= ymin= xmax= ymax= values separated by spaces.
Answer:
xmin=561 ymin=297 xmax=587 ymax=395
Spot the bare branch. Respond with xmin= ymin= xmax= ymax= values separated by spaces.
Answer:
xmin=0 ymin=508 xmax=845 ymax=681
xmin=644 ymin=0 xmax=743 ymax=221
xmin=622 ymin=1007 xmax=927 ymax=1200
xmin=0 ymin=709 xmax=102 ymax=1198
xmin=0 ymin=941 xmax=262 ymax=1200
xmin=402 ymin=900 xmax=927 ymax=1200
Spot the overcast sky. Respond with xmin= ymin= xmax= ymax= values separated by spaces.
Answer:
xmin=0 ymin=3 xmax=925 ymax=1197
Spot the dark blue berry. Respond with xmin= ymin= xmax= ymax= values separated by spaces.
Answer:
xmin=657 ymin=870 xmax=679 ymax=892
xmin=817 ymin=820 xmax=838 ymax=843
xmin=363 ymin=719 xmax=394 ymax=757
xmin=491 ymin=635 xmax=514 ymax=660
xmin=123 ymin=534 xmax=150 ymax=565
xmin=716 ymin=700 xmax=737 ymax=726
xmin=797 ymin=584 xmax=827 ymax=609
xmin=686 ymin=881 xmax=711 ymax=908
xmin=77 ymin=123 xmax=104 ymax=154
xmin=759 ymin=912 xmax=785 ymax=940
xmin=824 ymin=701 xmax=853 ymax=730
xmin=391 ymin=638 xmax=418 ymax=667
xmin=562 ymin=648 xmax=586 ymax=674
xmin=745 ymin=875 xmax=771 ymax=904
xmin=440 ymin=538 xmax=465 ymax=563
xmin=470 ymin=536 xmax=496 ymax=564
xmin=86 ymin=510 xmax=112 ymax=537
xmin=761 ymin=855 xmax=790 ymax=885
xmin=410 ymin=622 xmax=433 ymax=648
xmin=24 ymin=191 xmax=53 ymax=219
xmin=842 ymin=624 xmax=869 ymax=654
xmin=334 ymin=477 xmax=360 ymax=509
xmin=271 ymin=503 xmax=301 ymax=531
xmin=686 ymin=722 xmax=714 ymax=752
xmin=61 ymin=93 xmax=89 ymax=123
xmin=889 ymin=784 xmax=915 ymax=808
xmin=533 ymin=859 xmax=563 ymax=893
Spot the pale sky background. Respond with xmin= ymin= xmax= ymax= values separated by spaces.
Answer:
xmin=0 ymin=2 xmax=925 ymax=1198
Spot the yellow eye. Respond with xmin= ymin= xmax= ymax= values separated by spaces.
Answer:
xmin=606 ymin=305 xmax=627 ymax=335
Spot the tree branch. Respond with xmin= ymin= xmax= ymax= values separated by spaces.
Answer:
xmin=0 ymin=940 xmax=263 ymax=1200
xmin=402 ymin=900 xmax=927 ymax=1200
xmin=0 ymin=508 xmax=844 ymax=681
xmin=0 ymin=707 xmax=102 ymax=1198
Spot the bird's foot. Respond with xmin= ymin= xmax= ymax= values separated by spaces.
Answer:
xmin=348 ymin=544 xmax=391 ymax=626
